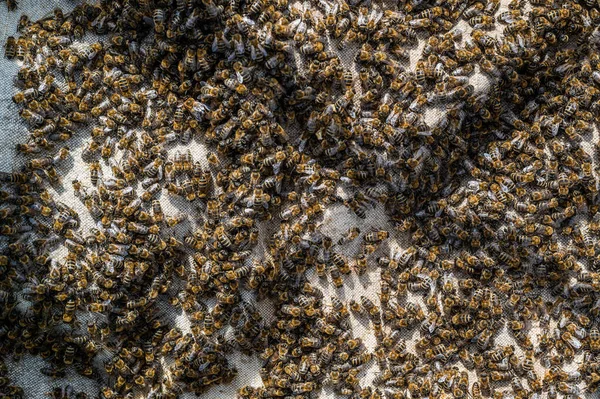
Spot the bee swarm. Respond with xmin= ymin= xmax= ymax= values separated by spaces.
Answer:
xmin=2 ymin=0 xmax=600 ymax=398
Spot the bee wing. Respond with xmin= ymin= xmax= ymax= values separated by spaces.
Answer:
xmin=249 ymin=45 xmax=258 ymax=61
xmin=369 ymin=9 xmax=383 ymax=24
xmin=318 ymin=0 xmax=330 ymax=12
xmin=234 ymin=40 xmax=245 ymax=55
xmin=288 ymin=18 xmax=302 ymax=32
xmin=567 ymin=335 xmax=582 ymax=349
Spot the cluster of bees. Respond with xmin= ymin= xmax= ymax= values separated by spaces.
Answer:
xmin=3 ymin=0 xmax=600 ymax=398
xmin=0 ymin=358 xmax=23 ymax=398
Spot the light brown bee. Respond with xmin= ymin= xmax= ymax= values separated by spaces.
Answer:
xmin=364 ymin=230 xmax=389 ymax=243
xmin=166 ymin=213 xmax=186 ymax=227
xmin=504 ymin=19 xmax=528 ymax=34
xmin=62 ymin=299 xmax=76 ymax=323
xmin=468 ymin=15 xmax=495 ymax=29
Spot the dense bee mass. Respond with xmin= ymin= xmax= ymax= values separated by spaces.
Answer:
xmin=3 ymin=0 xmax=600 ymax=398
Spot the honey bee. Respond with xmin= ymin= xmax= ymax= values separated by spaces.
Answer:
xmin=62 ymin=299 xmax=76 ymax=323
xmin=20 ymin=108 xmax=44 ymax=126
xmin=498 ymin=10 xmax=522 ymax=24
xmin=17 ymin=14 xmax=29 ymax=32
xmin=504 ymin=19 xmax=528 ymax=34
xmin=468 ymin=15 xmax=495 ymax=29
xmin=364 ymin=230 xmax=389 ymax=243
xmin=40 ymin=366 xmax=66 ymax=379
xmin=166 ymin=213 xmax=186 ymax=227
xmin=471 ymin=29 xmax=497 ymax=48
xmin=4 ymin=36 xmax=16 ymax=59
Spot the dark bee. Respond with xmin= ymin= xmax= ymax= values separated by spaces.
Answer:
xmin=5 ymin=36 xmax=16 ymax=59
